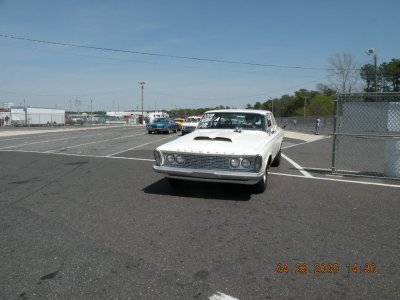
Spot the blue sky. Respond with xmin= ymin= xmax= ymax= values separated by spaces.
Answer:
xmin=0 ymin=0 xmax=399 ymax=111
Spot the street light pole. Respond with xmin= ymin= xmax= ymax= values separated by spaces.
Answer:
xmin=138 ymin=81 xmax=146 ymax=124
xmin=366 ymin=48 xmax=378 ymax=92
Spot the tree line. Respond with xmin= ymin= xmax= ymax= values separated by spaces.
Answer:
xmin=360 ymin=58 xmax=400 ymax=92
xmin=167 ymin=55 xmax=399 ymax=118
xmin=167 ymin=85 xmax=335 ymax=118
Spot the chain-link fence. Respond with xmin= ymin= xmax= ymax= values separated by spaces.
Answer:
xmin=275 ymin=116 xmax=334 ymax=134
xmin=332 ymin=93 xmax=400 ymax=178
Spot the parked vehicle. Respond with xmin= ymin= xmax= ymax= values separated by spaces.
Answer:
xmin=181 ymin=115 xmax=202 ymax=135
xmin=153 ymin=109 xmax=283 ymax=193
xmin=146 ymin=118 xmax=178 ymax=134
xmin=173 ymin=118 xmax=185 ymax=131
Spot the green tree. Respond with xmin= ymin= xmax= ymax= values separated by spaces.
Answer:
xmin=360 ymin=64 xmax=376 ymax=92
xmin=381 ymin=59 xmax=400 ymax=92
xmin=307 ymin=95 xmax=334 ymax=116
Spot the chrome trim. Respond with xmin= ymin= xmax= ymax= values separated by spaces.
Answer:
xmin=153 ymin=165 xmax=264 ymax=184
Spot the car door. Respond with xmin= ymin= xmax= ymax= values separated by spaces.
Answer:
xmin=266 ymin=113 xmax=281 ymax=155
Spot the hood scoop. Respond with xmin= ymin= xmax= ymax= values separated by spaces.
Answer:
xmin=194 ymin=136 xmax=232 ymax=142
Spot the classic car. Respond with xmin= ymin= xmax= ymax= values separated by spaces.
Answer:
xmin=173 ymin=118 xmax=185 ymax=131
xmin=153 ymin=109 xmax=284 ymax=193
xmin=146 ymin=117 xmax=178 ymax=134
xmin=181 ymin=116 xmax=202 ymax=135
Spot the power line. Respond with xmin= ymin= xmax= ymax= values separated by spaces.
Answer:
xmin=0 ymin=33 xmax=328 ymax=70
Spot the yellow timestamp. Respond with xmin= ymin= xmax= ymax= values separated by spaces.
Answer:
xmin=276 ymin=263 xmax=377 ymax=275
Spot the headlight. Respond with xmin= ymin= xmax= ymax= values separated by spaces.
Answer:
xmin=176 ymin=155 xmax=185 ymax=164
xmin=166 ymin=154 xmax=175 ymax=163
xmin=241 ymin=158 xmax=251 ymax=168
xmin=254 ymin=155 xmax=262 ymax=172
xmin=230 ymin=158 xmax=240 ymax=168
xmin=154 ymin=150 xmax=162 ymax=165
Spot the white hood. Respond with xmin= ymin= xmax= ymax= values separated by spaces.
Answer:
xmin=158 ymin=129 xmax=269 ymax=155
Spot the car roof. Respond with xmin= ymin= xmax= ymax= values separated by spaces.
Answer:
xmin=204 ymin=109 xmax=271 ymax=115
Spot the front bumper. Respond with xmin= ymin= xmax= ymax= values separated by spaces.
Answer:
xmin=181 ymin=127 xmax=196 ymax=134
xmin=153 ymin=165 xmax=264 ymax=185
xmin=147 ymin=127 xmax=169 ymax=132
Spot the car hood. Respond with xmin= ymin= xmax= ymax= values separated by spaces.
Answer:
xmin=182 ymin=122 xmax=199 ymax=126
xmin=158 ymin=129 xmax=268 ymax=155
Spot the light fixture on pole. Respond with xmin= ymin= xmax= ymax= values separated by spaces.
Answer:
xmin=138 ymin=81 xmax=146 ymax=124
xmin=366 ymin=48 xmax=378 ymax=92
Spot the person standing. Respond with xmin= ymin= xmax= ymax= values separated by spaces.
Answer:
xmin=315 ymin=117 xmax=321 ymax=135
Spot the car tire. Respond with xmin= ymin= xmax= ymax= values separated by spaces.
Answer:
xmin=167 ymin=178 xmax=182 ymax=186
xmin=148 ymin=131 xmax=152 ymax=134
xmin=173 ymin=128 xmax=177 ymax=133
xmin=271 ymin=148 xmax=281 ymax=167
xmin=254 ymin=167 xmax=268 ymax=194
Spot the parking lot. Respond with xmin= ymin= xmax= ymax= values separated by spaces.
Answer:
xmin=1 ymin=125 xmax=399 ymax=299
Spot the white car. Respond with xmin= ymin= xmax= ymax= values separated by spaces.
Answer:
xmin=153 ymin=109 xmax=284 ymax=193
xmin=181 ymin=116 xmax=202 ymax=135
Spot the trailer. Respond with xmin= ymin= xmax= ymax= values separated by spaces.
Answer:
xmin=11 ymin=107 xmax=65 ymax=126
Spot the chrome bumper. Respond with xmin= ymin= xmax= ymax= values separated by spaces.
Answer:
xmin=153 ymin=165 xmax=264 ymax=185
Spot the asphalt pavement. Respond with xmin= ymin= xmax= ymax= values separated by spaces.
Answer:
xmin=0 ymin=126 xmax=399 ymax=299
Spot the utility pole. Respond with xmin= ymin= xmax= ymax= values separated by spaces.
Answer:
xmin=269 ymin=97 xmax=273 ymax=114
xmin=90 ymin=99 xmax=93 ymax=125
xmin=304 ymin=96 xmax=307 ymax=120
xmin=138 ymin=81 xmax=146 ymax=124
xmin=366 ymin=48 xmax=378 ymax=92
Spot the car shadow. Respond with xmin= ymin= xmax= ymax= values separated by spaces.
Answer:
xmin=143 ymin=178 xmax=253 ymax=201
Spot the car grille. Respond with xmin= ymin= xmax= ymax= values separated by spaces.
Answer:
xmin=164 ymin=154 xmax=254 ymax=172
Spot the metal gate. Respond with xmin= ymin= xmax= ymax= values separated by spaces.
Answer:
xmin=331 ymin=93 xmax=400 ymax=178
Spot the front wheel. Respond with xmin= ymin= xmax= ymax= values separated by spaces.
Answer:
xmin=254 ymin=167 xmax=268 ymax=193
xmin=271 ymin=148 xmax=281 ymax=167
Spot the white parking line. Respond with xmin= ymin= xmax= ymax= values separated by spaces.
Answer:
xmin=269 ymin=172 xmax=400 ymax=188
xmin=281 ymin=153 xmax=313 ymax=178
xmin=1 ymin=149 xmax=399 ymax=189
xmin=0 ymin=136 xmax=81 ymax=150
xmin=106 ymin=134 xmax=177 ymax=157
xmin=0 ymin=131 xmax=138 ymax=150
xmin=209 ymin=292 xmax=239 ymax=300
xmin=45 ymin=132 xmax=146 ymax=152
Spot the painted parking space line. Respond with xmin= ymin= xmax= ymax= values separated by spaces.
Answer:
xmin=0 ymin=129 xmax=144 ymax=150
xmin=269 ymin=171 xmax=400 ymax=188
xmin=45 ymin=132 xmax=146 ymax=152
xmin=106 ymin=134 xmax=177 ymax=157
xmin=209 ymin=292 xmax=239 ymax=300
xmin=1 ymin=149 xmax=398 ymax=189
xmin=0 ymin=135 xmax=84 ymax=150
xmin=281 ymin=153 xmax=313 ymax=178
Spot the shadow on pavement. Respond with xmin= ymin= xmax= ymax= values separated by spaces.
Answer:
xmin=143 ymin=178 xmax=253 ymax=201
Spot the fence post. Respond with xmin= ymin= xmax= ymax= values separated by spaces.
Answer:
xmin=331 ymin=93 xmax=339 ymax=174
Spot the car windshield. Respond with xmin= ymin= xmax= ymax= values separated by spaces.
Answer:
xmin=154 ymin=118 xmax=169 ymax=123
xmin=198 ymin=112 xmax=265 ymax=130
xmin=186 ymin=117 xmax=201 ymax=123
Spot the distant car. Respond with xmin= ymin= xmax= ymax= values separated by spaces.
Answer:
xmin=181 ymin=116 xmax=202 ymax=135
xmin=173 ymin=118 xmax=185 ymax=131
xmin=146 ymin=117 xmax=178 ymax=134
xmin=153 ymin=109 xmax=283 ymax=193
